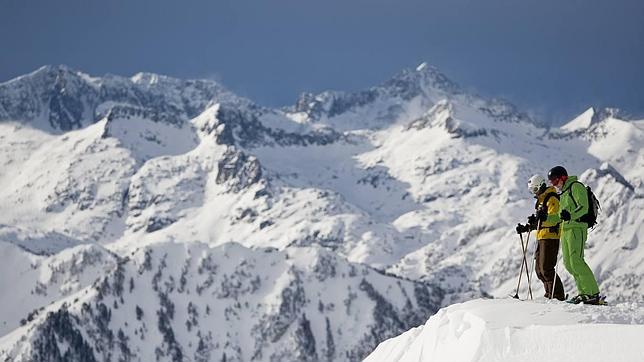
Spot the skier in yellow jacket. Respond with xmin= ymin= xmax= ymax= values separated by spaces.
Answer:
xmin=516 ymin=174 xmax=565 ymax=300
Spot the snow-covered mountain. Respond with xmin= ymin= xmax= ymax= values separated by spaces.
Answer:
xmin=0 ymin=240 xmax=439 ymax=361
xmin=0 ymin=63 xmax=642 ymax=361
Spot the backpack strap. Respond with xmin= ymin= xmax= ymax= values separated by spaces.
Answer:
xmin=567 ymin=181 xmax=585 ymax=213
xmin=543 ymin=192 xmax=558 ymax=208
xmin=538 ymin=192 xmax=559 ymax=232
xmin=534 ymin=191 xmax=558 ymax=210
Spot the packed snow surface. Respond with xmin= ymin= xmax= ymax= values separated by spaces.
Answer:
xmin=365 ymin=298 xmax=644 ymax=362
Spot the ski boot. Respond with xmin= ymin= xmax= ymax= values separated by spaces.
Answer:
xmin=566 ymin=293 xmax=603 ymax=305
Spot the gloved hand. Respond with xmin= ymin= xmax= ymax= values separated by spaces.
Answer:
xmin=536 ymin=208 xmax=548 ymax=222
xmin=527 ymin=214 xmax=538 ymax=228
xmin=560 ymin=209 xmax=571 ymax=221
xmin=516 ymin=223 xmax=529 ymax=234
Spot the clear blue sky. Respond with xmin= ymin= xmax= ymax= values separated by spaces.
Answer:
xmin=2 ymin=0 xmax=643 ymax=123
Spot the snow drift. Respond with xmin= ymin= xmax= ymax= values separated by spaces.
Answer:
xmin=365 ymin=298 xmax=644 ymax=362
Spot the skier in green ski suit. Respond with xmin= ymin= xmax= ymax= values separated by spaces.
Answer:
xmin=540 ymin=166 xmax=601 ymax=304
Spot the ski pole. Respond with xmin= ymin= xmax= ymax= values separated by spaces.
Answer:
xmin=513 ymin=232 xmax=529 ymax=299
xmin=524 ymin=229 xmax=534 ymax=300
xmin=526 ymin=220 xmax=543 ymax=301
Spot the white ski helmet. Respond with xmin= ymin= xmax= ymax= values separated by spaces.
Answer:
xmin=527 ymin=174 xmax=545 ymax=195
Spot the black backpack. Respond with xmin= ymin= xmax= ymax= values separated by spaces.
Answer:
xmin=569 ymin=181 xmax=601 ymax=228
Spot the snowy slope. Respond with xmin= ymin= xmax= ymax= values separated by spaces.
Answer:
xmin=364 ymin=298 xmax=644 ymax=362
xmin=0 ymin=63 xmax=642 ymax=361
xmin=0 ymin=241 xmax=118 ymax=336
xmin=560 ymin=107 xmax=596 ymax=132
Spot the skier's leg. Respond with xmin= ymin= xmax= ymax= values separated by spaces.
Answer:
xmin=566 ymin=228 xmax=599 ymax=296
xmin=561 ymin=229 xmax=573 ymax=279
xmin=552 ymin=239 xmax=565 ymax=300
xmin=534 ymin=240 xmax=549 ymax=296
xmin=542 ymin=239 xmax=564 ymax=299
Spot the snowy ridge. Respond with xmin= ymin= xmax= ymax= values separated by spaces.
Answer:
xmin=0 ymin=64 xmax=246 ymax=132
xmin=0 ymin=63 xmax=643 ymax=361
xmin=364 ymin=298 xmax=644 ymax=362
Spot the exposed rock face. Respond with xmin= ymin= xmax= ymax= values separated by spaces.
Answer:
xmin=214 ymin=105 xmax=343 ymax=148
xmin=217 ymin=148 xmax=263 ymax=192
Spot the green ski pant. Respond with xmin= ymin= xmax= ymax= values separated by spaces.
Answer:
xmin=561 ymin=227 xmax=600 ymax=295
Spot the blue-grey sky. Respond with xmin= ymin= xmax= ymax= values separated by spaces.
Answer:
xmin=2 ymin=0 xmax=643 ymax=123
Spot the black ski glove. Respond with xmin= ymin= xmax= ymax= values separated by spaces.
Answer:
xmin=536 ymin=208 xmax=548 ymax=222
xmin=527 ymin=214 xmax=538 ymax=228
xmin=560 ymin=210 xmax=571 ymax=221
xmin=516 ymin=223 xmax=529 ymax=234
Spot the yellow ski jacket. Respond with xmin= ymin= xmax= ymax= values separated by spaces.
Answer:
xmin=535 ymin=186 xmax=561 ymax=240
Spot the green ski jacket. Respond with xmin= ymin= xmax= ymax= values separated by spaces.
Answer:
xmin=547 ymin=176 xmax=589 ymax=229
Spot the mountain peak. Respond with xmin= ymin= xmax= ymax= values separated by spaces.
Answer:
xmin=384 ymin=62 xmax=462 ymax=97
xmin=562 ymin=107 xmax=631 ymax=132
xmin=32 ymin=64 xmax=75 ymax=75
xmin=290 ymin=62 xmax=463 ymax=124
xmin=35 ymin=64 xmax=69 ymax=73
xmin=2 ymin=64 xmax=91 ymax=88
xmin=561 ymin=107 xmax=595 ymax=131
xmin=34 ymin=64 xmax=99 ymax=82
